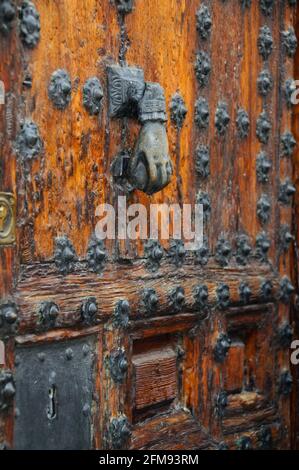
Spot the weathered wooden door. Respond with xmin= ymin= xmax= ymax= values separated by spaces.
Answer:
xmin=0 ymin=0 xmax=298 ymax=450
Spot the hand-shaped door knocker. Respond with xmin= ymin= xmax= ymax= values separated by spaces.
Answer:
xmin=108 ymin=65 xmax=173 ymax=195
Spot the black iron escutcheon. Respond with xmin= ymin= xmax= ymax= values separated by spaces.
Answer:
xmin=0 ymin=0 xmax=15 ymax=35
xmin=194 ymin=51 xmax=211 ymax=88
xmin=144 ymin=239 xmax=164 ymax=272
xmin=194 ymin=236 xmax=210 ymax=266
xmin=169 ymin=287 xmax=185 ymax=313
xmin=81 ymin=297 xmax=98 ymax=325
xmin=257 ymin=69 xmax=273 ymax=97
xmin=0 ymin=301 xmax=18 ymax=336
xmin=215 ymin=390 xmax=228 ymax=417
xmin=256 ymin=151 xmax=272 ymax=184
xmin=195 ymin=145 xmax=210 ymax=178
xmin=83 ymin=77 xmax=103 ymax=116
xmin=142 ymin=288 xmax=158 ymax=315
xmin=168 ymin=239 xmax=186 ymax=267
xmin=113 ymin=300 xmax=130 ymax=329
xmin=48 ymin=70 xmax=72 ymax=110
xmin=257 ymin=26 xmax=273 ymax=60
xmin=279 ymin=225 xmax=294 ymax=253
xmin=108 ymin=416 xmax=131 ymax=450
xmin=278 ymin=179 xmax=296 ymax=205
xmin=86 ymin=234 xmax=107 ymax=274
xmin=279 ymin=370 xmax=293 ymax=396
xmin=215 ymin=235 xmax=232 ymax=267
xmin=16 ymin=120 xmax=42 ymax=162
xmin=216 ymin=284 xmax=230 ymax=310
xmin=214 ymin=333 xmax=231 ymax=362
xmin=282 ymin=27 xmax=298 ymax=58
xmin=215 ymin=102 xmax=230 ymax=136
xmin=38 ymin=301 xmax=59 ymax=329
xmin=196 ymin=5 xmax=212 ymax=40
xmin=280 ymin=131 xmax=296 ymax=157
xmin=236 ymin=109 xmax=250 ymax=139
xmin=108 ymin=348 xmax=128 ymax=384
xmin=255 ymin=231 xmax=270 ymax=262
xmin=284 ymin=78 xmax=296 ymax=108
xmin=277 ymin=322 xmax=293 ymax=349
xmin=194 ymin=284 xmax=209 ymax=310
xmin=235 ymin=234 xmax=252 ymax=266
xmin=260 ymin=279 xmax=273 ymax=300
xmin=54 ymin=236 xmax=77 ymax=275
xmin=257 ymin=194 xmax=271 ymax=224
xmin=239 ymin=282 xmax=252 ymax=304
xmin=194 ymin=97 xmax=209 ymax=129
xmin=170 ymin=93 xmax=187 ymax=129
xmin=19 ymin=1 xmax=40 ymax=48
xmin=0 ymin=370 xmax=15 ymax=412
xmin=256 ymin=110 xmax=271 ymax=144
xmin=278 ymin=277 xmax=295 ymax=304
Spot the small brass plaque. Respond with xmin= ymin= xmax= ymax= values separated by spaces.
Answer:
xmin=0 ymin=192 xmax=16 ymax=246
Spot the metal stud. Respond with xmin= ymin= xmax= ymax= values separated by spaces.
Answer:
xmin=236 ymin=436 xmax=253 ymax=450
xmin=278 ymin=179 xmax=296 ymax=205
xmin=256 ymin=110 xmax=271 ymax=144
xmin=114 ymin=0 xmax=133 ymax=14
xmin=259 ymin=0 xmax=274 ymax=16
xmin=284 ymin=78 xmax=296 ymax=108
xmin=216 ymin=284 xmax=230 ymax=310
xmin=170 ymin=93 xmax=187 ymax=129
xmin=257 ymin=25 xmax=273 ymax=60
xmin=240 ymin=0 xmax=251 ymax=9
xmin=278 ymin=277 xmax=295 ymax=304
xmin=0 ymin=0 xmax=15 ymax=36
xmin=257 ymin=426 xmax=272 ymax=450
xmin=48 ymin=69 xmax=72 ymax=110
xmin=142 ymin=288 xmax=158 ymax=315
xmin=277 ymin=322 xmax=293 ymax=349
xmin=255 ymin=231 xmax=270 ymax=262
xmin=279 ymin=225 xmax=294 ymax=253
xmin=236 ymin=234 xmax=252 ymax=266
xmin=83 ymin=77 xmax=103 ymax=116
xmin=279 ymin=370 xmax=293 ymax=396
xmin=38 ymin=301 xmax=59 ymax=329
xmin=197 ymin=191 xmax=211 ymax=221
xmin=214 ymin=333 xmax=231 ymax=362
xmin=256 ymin=151 xmax=272 ymax=184
xmin=169 ymin=287 xmax=185 ymax=313
xmin=113 ymin=299 xmax=130 ymax=329
xmin=260 ymin=279 xmax=273 ymax=300
xmin=87 ymin=234 xmax=107 ymax=274
xmin=194 ymin=51 xmax=211 ymax=88
xmin=0 ymin=370 xmax=15 ymax=411
xmin=236 ymin=109 xmax=250 ymax=139
xmin=19 ymin=1 xmax=40 ymax=48
xmin=194 ymin=284 xmax=209 ymax=310
xmin=215 ymin=235 xmax=232 ymax=267
xmin=144 ymin=239 xmax=164 ymax=272
xmin=108 ymin=416 xmax=131 ymax=450
xmin=215 ymin=102 xmax=230 ymax=136
xmin=0 ymin=302 xmax=18 ymax=336
xmin=194 ymin=236 xmax=210 ymax=266
xmin=54 ymin=236 xmax=77 ymax=274
xmin=280 ymin=131 xmax=296 ymax=157
xmin=195 ymin=145 xmax=210 ymax=178
xmin=215 ymin=390 xmax=228 ymax=417
xmin=282 ymin=27 xmax=297 ymax=58
xmin=81 ymin=297 xmax=98 ymax=325
xmin=168 ymin=239 xmax=186 ymax=267
xmin=257 ymin=194 xmax=271 ymax=224
xmin=196 ymin=5 xmax=212 ymax=40
xmin=239 ymin=282 xmax=252 ymax=304
xmin=194 ymin=97 xmax=209 ymax=129
xmin=108 ymin=348 xmax=128 ymax=384
xmin=16 ymin=120 xmax=42 ymax=162
xmin=257 ymin=69 xmax=273 ymax=97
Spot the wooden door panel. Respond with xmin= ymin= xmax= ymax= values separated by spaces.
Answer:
xmin=0 ymin=0 xmax=297 ymax=450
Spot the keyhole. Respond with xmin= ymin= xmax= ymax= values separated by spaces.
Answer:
xmin=47 ymin=385 xmax=57 ymax=420
xmin=0 ymin=203 xmax=8 ymax=232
